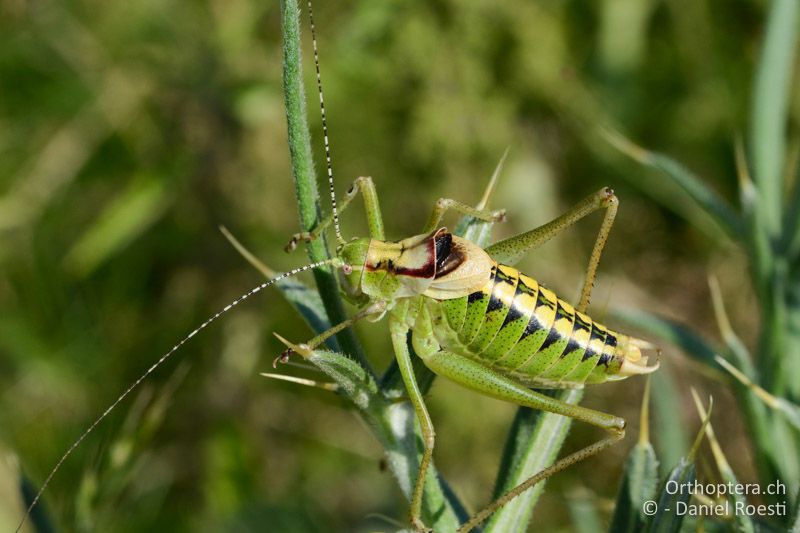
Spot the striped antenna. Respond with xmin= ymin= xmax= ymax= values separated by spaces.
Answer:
xmin=306 ymin=0 xmax=344 ymax=245
xmin=16 ymin=258 xmax=340 ymax=533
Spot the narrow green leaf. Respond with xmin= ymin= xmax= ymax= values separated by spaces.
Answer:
xmin=781 ymin=282 xmax=800 ymax=399
xmin=454 ymin=149 xmax=507 ymax=246
xmin=306 ymin=349 xmax=383 ymax=413
xmin=271 ymin=277 xmax=337 ymax=349
xmin=781 ymin=141 xmax=800 ymax=258
xmin=715 ymin=355 xmax=800 ymax=432
xmin=63 ymin=176 xmax=170 ymax=278
xmin=710 ymin=349 xmax=787 ymax=488
xmin=773 ymin=398 xmax=800 ymax=431
xmin=708 ymin=275 xmax=755 ymax=376
xmin=484 ymin=389 xmax=581 ymax=533
xmin=751 ymin=0 xmax=798 ymax=236
xmin=491 ymin=407 xmax=537 ymax=501
xmin=651 ymin=371 xmax=688 ymax=478
xmin=768 ymin=417 xmax=800 ymax=490
xmin=609 ymin=442 xmax=659 ymax=533
xmin=691 ymin=389 xmax=755 ymax=533
xmin=645 ymin=457 xmax=695 ymax=533
xmin=605 ymin=130 xmax=744 ymax=240
xmin=610 ymin=378 xmax=659 ymax=533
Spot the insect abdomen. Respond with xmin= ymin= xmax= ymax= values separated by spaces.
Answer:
xmin=438 ymin=262 xmax=627 ymax=387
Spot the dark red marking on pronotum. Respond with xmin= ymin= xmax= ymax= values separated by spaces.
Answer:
xmin=365 ymin=230 xmax=467 ymax=280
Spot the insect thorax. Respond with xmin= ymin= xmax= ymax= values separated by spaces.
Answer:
xmin=343 ymin=229 xmax=493 ymax=301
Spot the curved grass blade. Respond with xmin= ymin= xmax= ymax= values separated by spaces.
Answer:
xmin=610 ymin=441 xmax=658 ymax=533
xmin=604 ymin=129 xmax=743 ymax=241
xmin=708 ymin=275 xmax=754 ymax=375
xmin=715 ymin=355 xmax=800 ymax=432
xmin=454 ymin=148 xmax=508 ymax=244
xmin=751 ymin=0 xmax=798 ymax=237
xmin=691 ymin=389 xmax=755 ymax=533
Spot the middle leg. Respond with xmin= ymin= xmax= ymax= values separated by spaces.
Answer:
xmin=422 ymin=197 xmax=506 ymax=234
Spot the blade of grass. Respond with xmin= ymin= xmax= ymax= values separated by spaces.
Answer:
xmin=604 ymin=129 xmax=744 ymax=241
xmin=691 ymin=389 xmax=755 ymax=533
xmin=645 ymin=460 xmax=695 ymax=533
xmin=708 ymin=275 xmax=754 ymax=375
xmin=454 ymin=148 xmax=508 ymax=244
xmin=651 ymin=370 xmax=687 ymax=478
xmin=63 ymin=175 xmax=171 ymax=278
xmin=715 ymin=355 xmax=800 ymax=432
xmin=782 ymin=141 xmax=800 ymax=259
xmin=751 ymin=0 xmax=798 ymax=237
xmin=484 ymin=389 xmax=581 ymax=533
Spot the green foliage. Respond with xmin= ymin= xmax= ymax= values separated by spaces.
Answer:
xmin=611 ymin=0 xmax=800 ymax=531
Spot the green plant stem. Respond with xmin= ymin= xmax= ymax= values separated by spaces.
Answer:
xmin=280 ymin=0 xmax=371 ymax=375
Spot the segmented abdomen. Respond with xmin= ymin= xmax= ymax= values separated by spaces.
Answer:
xmin=438 ymin=263 xmax=624 ymax=387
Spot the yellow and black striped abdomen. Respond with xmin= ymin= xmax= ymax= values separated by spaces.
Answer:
xmin=438 ymin=262 xmax=624 ymax=387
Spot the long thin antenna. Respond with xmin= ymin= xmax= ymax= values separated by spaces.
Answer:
xmin=16 ymin=258 xmax=340 ymax=533
xmin=306 ymin=0 xmax=344 ymax=245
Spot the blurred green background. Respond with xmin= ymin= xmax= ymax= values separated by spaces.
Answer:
xmin=0 ymin=0 xmax=786 ymax=531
